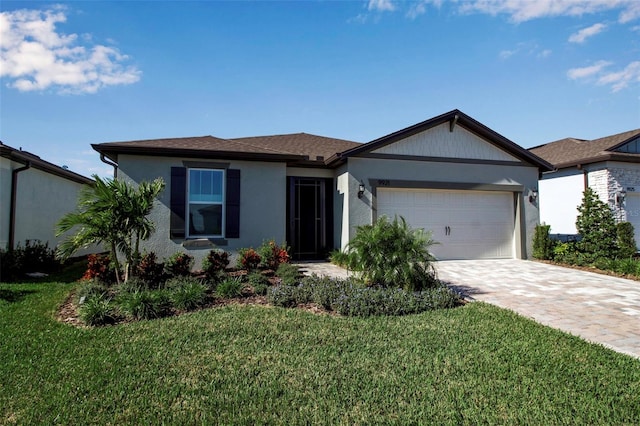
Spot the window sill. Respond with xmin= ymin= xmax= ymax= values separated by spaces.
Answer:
xmin=182 ymin=238 xmax=228 ymax=249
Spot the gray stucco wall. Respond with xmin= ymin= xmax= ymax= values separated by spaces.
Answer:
xmin=117 ymin=155 xmax=287 ymax=268
xmin=340 ymin=157 xmax=541 ymax=259
xmin=0 ymin=157 xmax=12 ymax=248
xmin=0 ymin=157 xmax=96 ymax=255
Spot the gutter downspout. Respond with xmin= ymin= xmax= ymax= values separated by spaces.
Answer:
xmin=9 ymin=161 xmax=31 ymax=250
xmin=99 ymin=153 xmax=118 ymax=178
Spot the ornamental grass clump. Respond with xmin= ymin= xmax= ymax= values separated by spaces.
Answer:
xmin=345 ymin=215 xmax=438 ymax=291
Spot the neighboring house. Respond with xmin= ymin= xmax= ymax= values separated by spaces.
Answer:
xmin=531 ymin=128 xmax=640 ymax=244
xmin=92 ymin=109 xmax=552 ymax=263
xmin=0 ymin=142 xmax=97 ymax=255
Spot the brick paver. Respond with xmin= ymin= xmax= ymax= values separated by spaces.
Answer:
xmin=296 ymin=259 xmax=640 ymax=359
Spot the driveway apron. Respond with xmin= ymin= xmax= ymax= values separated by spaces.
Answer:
xmin=436 ymin=259 xmax=640 ymax=359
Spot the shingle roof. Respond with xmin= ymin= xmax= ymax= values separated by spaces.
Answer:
xmin=530 ymin=129 xmax=640 ymax=169
xmin=230 ymin=133 xmax=360 ymax=161
xmin=93 ymin=133 xmax=361 ymax=164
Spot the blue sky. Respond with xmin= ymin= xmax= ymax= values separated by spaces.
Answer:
xmin=1 ymin=0 xmax=639 ymax=178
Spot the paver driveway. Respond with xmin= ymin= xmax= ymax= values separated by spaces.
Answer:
xmin=298 ymin=259 xmax=640 ymax=359
xmin=436 ymin=259 xmax=640 ymax=359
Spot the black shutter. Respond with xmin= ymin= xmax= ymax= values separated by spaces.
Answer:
xmin=170 ymin=167 xmax=187 ymax=238
xmin=226 ymin=169 xmax=240 ymax=238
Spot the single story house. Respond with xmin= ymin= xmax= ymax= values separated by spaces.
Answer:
xmin=92 ymin=109 xmax=552 ymax=263
xmin=530 ymin=128 xmax=640 ymax=244
xmin=0 ymin=141 xmax=96 ymax=254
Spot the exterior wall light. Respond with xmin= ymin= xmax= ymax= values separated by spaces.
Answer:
xmin=358 ymin=181 xmax=366 ymax=199
xmin=616 ymin=189 xmax=627 ymax=207
xmin=529 ymin=189 xmax=538 ymax=203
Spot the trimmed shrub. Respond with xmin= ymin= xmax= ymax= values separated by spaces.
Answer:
xmin=135 ymin=252 xmax=164 ymax=286
xmin=82 ymin=253 xmax=116 ymax=283
xmin=616 ymin=222 xmax=637 ymax=259
xmin=164 ymin=252 xmax=194 ymax=277
xmin=258 ymin=240 xmax=290 ymax=270
xmin=237 ymin=248 xmax=261 ymax=270
xmin=276 ymin=263 xmax=300 ymax=286
xmin=202 ymin=250 xmax=230 ymax=282
xmin=79 ymin=293 xmax=118 ymax=326
xmin=269 ymin=275 xmax=460 ymax=317
xmin=267 ymin=285 xmax=297 ymax=307
xmin=533 ymin=224 xmax=555 ymax=260
xmin=216 ymin=277 xmax=245 ymax=298
xmin=346 ymin=215 xmax=438 ymax=291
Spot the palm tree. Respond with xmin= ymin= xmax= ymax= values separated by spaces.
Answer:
xmin=56 ymin=176 xmax=165 ymax=284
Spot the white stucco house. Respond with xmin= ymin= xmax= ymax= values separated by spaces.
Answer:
xmin=530 ymin=128 xmax=640 ymax=244
xmin=0 ymin=142 xmax=97 ymax=254
xmin=92 ymin=109 xmax=552 ymax=264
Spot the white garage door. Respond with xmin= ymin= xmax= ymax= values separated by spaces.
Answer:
xmin=377 ymin=188 xmax=515 ymax=260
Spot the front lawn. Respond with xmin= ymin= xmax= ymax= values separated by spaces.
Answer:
xmin=1 ymin=272 xmax=639 ymax=424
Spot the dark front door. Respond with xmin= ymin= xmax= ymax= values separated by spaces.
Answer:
xmin=287 ymin=177 xmax=333 ymax=260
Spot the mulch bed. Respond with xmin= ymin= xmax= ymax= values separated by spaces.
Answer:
xmin=55 ymin=283 xmax=333 ymax=328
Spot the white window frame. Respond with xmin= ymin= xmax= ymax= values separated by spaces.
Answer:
xmin=186 ymin=168 xmax=225 ymax=238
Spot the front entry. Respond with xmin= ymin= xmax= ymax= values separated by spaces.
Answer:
xmin=287 ymin=177 xmax=333 ymax=260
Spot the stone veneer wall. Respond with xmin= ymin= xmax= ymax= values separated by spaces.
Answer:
xmin=588 ymin=163 xmax=640 ymax=222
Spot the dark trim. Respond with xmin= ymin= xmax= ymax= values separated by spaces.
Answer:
xmin=1 ymin=143 xmax=93 ymax=185
xmin=329 ymin=109 xmax=553 ymax=172
xmin=183 ymin=161 xmax=230 ymax=169
xmin=553 ymin=153 xmax=640 ymax=170
xmin=368 ymin=179 xmax=524 ymax=194
xmin=9 ymin=161 xmax=31 ymax=249
xmin=605 ymin=134 xmax=640 ymax=152
xmin=359 ymin=153 xmax=529 ymax=167
xmin=170 ymin=167 xmax=187 ymax=239
xmin=99 ymin=153 xmax=118 ymax=178
xmin=93 ymin=145 xmax=305 ymax=163
xmin=225 ymin=169 xmax=241 ymax=239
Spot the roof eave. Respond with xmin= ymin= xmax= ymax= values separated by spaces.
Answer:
xmin=93 ymin=144 xmax=306 ymax=163
xmin=1 ymin=145 xmax=94 ymax=185
xmin=336 ymin=109 xmax=553 ymax=172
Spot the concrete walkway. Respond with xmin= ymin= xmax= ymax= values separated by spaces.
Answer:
xmin=295 ymin=260 xmax=640 ymax=359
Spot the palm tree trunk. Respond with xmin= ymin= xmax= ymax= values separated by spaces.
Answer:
xmin=110 ymin=241 xmax=121 ymax=286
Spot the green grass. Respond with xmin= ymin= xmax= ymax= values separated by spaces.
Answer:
xmin=1 ymin=266 xmax=639 ymax=424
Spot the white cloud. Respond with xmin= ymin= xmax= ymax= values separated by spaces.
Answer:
xmin=459 ymin=0 xmax=639 ymax=24
xmin=406 ymin=0 xmax=443 ymax=19
xmin=567 ymin=60 xmax=612 ymax=79
xmin=538 ymin=49 xmax=552 ymax=58
xmin=368 ymin=0 xmax=396 ymax=12
xmin=567 ymin=60 xmax=639 ymax=92
xmin=597 ymin=61 xmax=640 ymax=92
xmin=0 ymin=6 xmax=141 ymax=94
xmin=498 ymin=42 xmax=551 ymax=60
xmin=568 ymin=23 xmax=607 ymax=43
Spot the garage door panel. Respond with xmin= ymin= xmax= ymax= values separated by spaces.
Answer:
xmin=377 ymin=188 xmax=515 ymax=260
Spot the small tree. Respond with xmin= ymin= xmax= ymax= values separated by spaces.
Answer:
xmin=532 ymin=224 xmax=555 ymax=260
xmin=616 ymin=222 xmax=637 ymax=259
xmin=56 ymin=176 xmax=165 ymax=284
xmin=575 ymin=187 xmax=617 ymax=261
